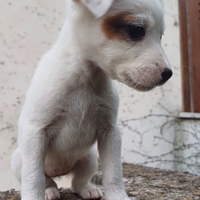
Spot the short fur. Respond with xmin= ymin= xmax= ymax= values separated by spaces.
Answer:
xmin=11 ymin=0 xmax=171 ymax=200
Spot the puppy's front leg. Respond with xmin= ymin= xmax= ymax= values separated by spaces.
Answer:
xmin=21 ymin=124 xmax=47 ymax=200
xmin=98 ymin=126 xmax=131 ymax=200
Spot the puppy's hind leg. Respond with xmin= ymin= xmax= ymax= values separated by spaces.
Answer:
xmin=71 ymin=148 xmax=103 ymax=200
xmin=11 ymin=147 xmax=22 ymax=183
xmin=11 ymin=149 xmax=60 ymax=200
xmin=20 ymin=125 xmax=47 ymax=200
xmin=45 ymin=176 xmax=60 ymax=200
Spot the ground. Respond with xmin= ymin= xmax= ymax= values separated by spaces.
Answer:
xmin=1 ymin=163 xmax=200 ymax=200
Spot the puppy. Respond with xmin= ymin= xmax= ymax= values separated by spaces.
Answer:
xmin=11 ymin=0 xmax=172 ymax=200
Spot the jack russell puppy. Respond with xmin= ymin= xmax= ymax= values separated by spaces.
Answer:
xmin=11 ymin=0 xmax=172 ymax=200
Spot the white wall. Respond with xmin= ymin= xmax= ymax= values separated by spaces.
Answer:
xmin=0 ymin=0 xmax=199 ymax=191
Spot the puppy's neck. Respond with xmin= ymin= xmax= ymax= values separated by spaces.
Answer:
xmin=68 ymin=59 xmax=110 ymax=93
xmin=50 ymin=17 xmax=113 ymax=92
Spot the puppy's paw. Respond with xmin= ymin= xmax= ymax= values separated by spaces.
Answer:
xmin=45 ymin=187 xmax=60 ymax=200
xmin=74 ymin=184 xmax=103 ymax=199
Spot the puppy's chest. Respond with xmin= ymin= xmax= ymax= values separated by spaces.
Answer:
xmin=46 ymin=93 xmax=111 ymax=136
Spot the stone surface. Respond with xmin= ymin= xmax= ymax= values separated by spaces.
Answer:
xmin=1 ymin=164 xmax=200 ymax=200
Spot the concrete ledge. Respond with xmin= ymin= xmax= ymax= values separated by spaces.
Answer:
xmin=179 ymin=112 xmax=200 ymax=119
xmin=1 ymin=163 xmax=200 ymax=200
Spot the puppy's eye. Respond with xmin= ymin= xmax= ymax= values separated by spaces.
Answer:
xmin=126 ymin=25 xmax=145 ymax=41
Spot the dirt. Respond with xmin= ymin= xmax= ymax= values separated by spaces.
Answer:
xmin=1 ymin=163 xmax=200 ymax=200
xmin=123 ymin=163 xmax=200 ymax=200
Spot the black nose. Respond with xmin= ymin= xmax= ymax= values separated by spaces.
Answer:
xmin=161 ymin=68 xmax=173 ymax=82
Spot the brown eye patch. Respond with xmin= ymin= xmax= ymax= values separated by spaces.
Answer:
xmin=102 ymin=12 xmax=144 ymax=41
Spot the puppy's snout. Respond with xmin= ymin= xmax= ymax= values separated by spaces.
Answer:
xmin=161 ymin=68 xmax=173 ymax=83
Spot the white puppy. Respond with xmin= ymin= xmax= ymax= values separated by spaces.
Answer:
xmin=11 ymin=0 xmax=172 ymax=200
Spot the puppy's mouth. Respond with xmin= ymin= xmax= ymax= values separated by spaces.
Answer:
xmin=123 ymin=80 xmax=156 ymax=91
xmin=119 ymin=71 xmax=166 ymax=92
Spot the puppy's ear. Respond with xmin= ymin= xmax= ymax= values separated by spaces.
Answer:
xmin=79 ymin=0 xmax=114 ymax=18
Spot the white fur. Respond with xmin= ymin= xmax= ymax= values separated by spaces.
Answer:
xmin=11 ymin=0 xmax=171 ymax=200
xmin=79 ymin=0 xmax=114 ymax=18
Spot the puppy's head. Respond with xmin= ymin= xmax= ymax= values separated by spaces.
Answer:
xmin=70 ymin=0 xmax=172 ymax=91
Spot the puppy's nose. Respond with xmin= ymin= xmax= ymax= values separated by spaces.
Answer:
xmin=161 ymin=68 xmax=173 ymax=82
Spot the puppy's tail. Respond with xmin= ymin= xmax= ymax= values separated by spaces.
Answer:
xmin=91 ymin=170 xmax=103 ymax=185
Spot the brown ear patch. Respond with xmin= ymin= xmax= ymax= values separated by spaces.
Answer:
xmin=102 ymin=12 xmax=139 ymax=40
